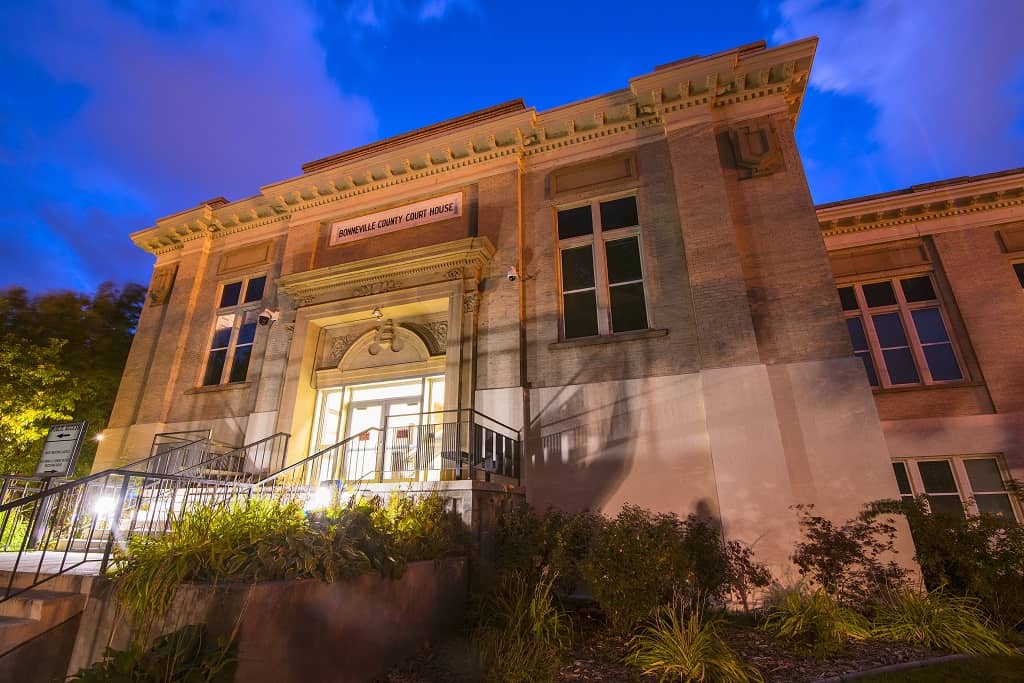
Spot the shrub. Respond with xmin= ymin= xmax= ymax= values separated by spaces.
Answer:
xmin=725 ymin=540 xmax=774 ymax=612
xmin=790 ymin=504 xmax=908 ymax=605
xmin=628 ymin=602 xmax=762 ymax=682
xmin=872 ymin=589 xmax=1019 ymax=656
xmin=475 ymin=570 xmax=571 ymax=682
xmin=370 ymin=493 xmax=468 ymax=562
xmin=874 ymin=496 xmax=1024 ymax=636
xmin=760 ymin=589 xmax=870 ymax=658
xmin=581 ymin=506 xmax=737 ymax=633
xmin=68 ymin=624 xmax=236 ymax=682
xmin=494 ymin=501 xmax=548 ymax=577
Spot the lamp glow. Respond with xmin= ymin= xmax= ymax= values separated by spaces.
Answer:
xmin=303 ymin=485 xmax=334 ymax=512
xmin=93 ymin=496 xmax=117 ymax=517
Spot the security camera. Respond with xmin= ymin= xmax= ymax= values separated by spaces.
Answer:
xmin=258 ymin=308 xmax=279 ymax=326
xmin=506 ymin=266 xmax=519 ymax=282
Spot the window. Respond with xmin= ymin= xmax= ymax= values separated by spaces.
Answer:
xmin=892 ymin=456 xmax=1019 ymax=520
xmin=1013 ymin=262 xmax=1024 ymax=288
xmin=838 ymin=275 xmax=963 ymax=388
xmin=556 ymin=195 xmax=650 ymax=339
xmin=202 ymin=275 xmax=267 ymax=386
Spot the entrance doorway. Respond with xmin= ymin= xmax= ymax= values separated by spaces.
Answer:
xmin=313 ymin=376 xmax=444 ymax=483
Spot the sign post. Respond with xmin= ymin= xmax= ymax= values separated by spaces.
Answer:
xmin=28 ymin=421 xmax=88 ymax=549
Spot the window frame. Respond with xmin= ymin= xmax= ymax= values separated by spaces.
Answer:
xmin=893 ymin=455 xmax=1021 ymax=521
xmin=1011 ymin=259 xmax=1024 ymax=289
xmin=838 ymin=273 xmax=966 ymax=389
xmin=554 ymin=192 xmax=652 ymax=340
xmin=201 ymin=274 xmax=267 ymax=387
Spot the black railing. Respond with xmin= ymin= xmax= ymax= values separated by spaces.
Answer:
xmin=172 ymin=433 xmax=290 ymax=483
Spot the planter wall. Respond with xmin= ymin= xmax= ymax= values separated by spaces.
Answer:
xmin=67 ymin=557 xmax=467 ymax=682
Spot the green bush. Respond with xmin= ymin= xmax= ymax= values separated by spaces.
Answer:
xmin=760 ymin=589 xmax=871 ymax=658
xmin=68 ymin=624 xmax=236 ymax=682
xmin=790 ymin=504 xmax=909 ymax=606
xmin=581 ymin=506 xmax=740 ymax=633
xmin=872 ymin=497 xmax=1024 ymax=636
xmin=628 ymin=602 xmax=762 ymax=682
xmin=475 ymin=570 xmax=571 ymax=682
xmin=113 ymin=496 xmax=465 ymax=630
xmin=872 ymin=589 xmax=1018 ymax=656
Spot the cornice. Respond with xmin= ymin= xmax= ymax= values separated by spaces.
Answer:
xmin=131 ymin=38 xmax=817 ymax=255
xmin=818 ymin=170 xmax=1024 ymax=238
xmin=276 ymin=236 xmax=495 ymax=306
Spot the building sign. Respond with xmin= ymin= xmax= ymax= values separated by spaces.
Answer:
xmin=329 ymin=192 xmax=463 ymax=246
xmin=35 ymin=421 xmax=87 ymax=477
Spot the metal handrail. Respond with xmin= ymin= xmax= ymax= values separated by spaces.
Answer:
xmin=255 ymin=429 xmax=379 ymax=487
xmin=173 ymin=433 xmax=290 ymax=481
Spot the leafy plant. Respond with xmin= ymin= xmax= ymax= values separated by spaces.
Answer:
xmin=871 ymin=496 xmax=1024 ymax=636
xmin=475 ymin=569 xmax=571 ymax=682
xmin=67 ymin=624 xmax=236 ymax=682
xmin=629 ymin=601 xmax=762 ymax=682
xmin=370 ymin=493 xmax=467 ymax=562
xmin=725 ymin=540 xmax=774 ymax=613
xmin=790 ymin=504 xmax=908 ymax=606
xmin=872 ymin=589 xmax=1019 ymax=656
xmin=760 ymin=589 xmax=871 ymax=658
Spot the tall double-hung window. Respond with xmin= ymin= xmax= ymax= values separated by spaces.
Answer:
xmin=556 ymin=195 xmax=650 ymax=339
xmin=838 ymin=274 xmax=963 ymax=388
xmin=892 ymin=456 xmax=1019 ymax=520
xmin=202 ymin=275 xmax=266 ymax=386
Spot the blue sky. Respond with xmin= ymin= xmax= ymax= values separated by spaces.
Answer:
xmin=1 ymin=0 xmax=1022 ymax=292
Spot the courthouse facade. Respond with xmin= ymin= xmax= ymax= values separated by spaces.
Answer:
xmin=95 ymin=36 xmax=1022 ymax=572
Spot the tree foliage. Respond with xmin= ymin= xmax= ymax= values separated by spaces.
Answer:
xmin=0 ymin=283 xmax=144 ymax=474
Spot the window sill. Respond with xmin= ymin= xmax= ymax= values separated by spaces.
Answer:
xmin=549 ymin=328 xmax=668 ymax=350
xmin=185 ymin=382 xmax=252 ymax=395
xmin=871 ymin=380 xmax=982 ymax=395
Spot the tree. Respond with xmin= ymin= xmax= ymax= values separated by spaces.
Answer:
xmin=0 ymin=283 xmax=145 ymax=475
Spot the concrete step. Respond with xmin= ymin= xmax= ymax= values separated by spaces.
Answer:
xmin=0 ymin=589 xmax=87 ymax=657
xmin=0 ymin=567 xmax=98 ymax=596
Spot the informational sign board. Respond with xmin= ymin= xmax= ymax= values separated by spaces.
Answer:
xmin=329 ymin=192 xmax=463 ymax=246
xmin=34 ymin=421 xmax=87 ymax=477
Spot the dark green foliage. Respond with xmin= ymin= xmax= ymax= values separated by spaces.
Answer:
xmin=581 ymin=506 xmax=738 ymax=633
xmin=371 ymin=493 xmax=468 ymax=562
xmin=0 ymin=283 xmax=144 ymax=474
xmin=475 ymin=570 xmax=571 ymax=682
xmin=759 ymin=589 xmax=871 ymax=658
xmin=871 ymin=589 xmax=1018 ymax=656
xmin=67 ymin=624 xmax=236 ymax=682
xmin=790 ymin=504 xmax=909 ymax=606
xmin=872 ymin=496 xmax=1024 ymax=636
xmin=725 ymin=540 xmax=775 ymax=612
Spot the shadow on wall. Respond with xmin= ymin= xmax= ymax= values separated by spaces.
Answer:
xmin=524 ymin=381 xmax=636 ymax=514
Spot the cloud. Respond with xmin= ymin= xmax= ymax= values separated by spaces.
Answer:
xmin=0 ymin=0 xmax=379 ymax=291
xmin=341 ymin=0 xmax=473 ymax=30
xmin=774 ymin=0 xmax=1024 ymax=184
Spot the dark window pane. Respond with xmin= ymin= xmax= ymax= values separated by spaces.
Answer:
xmin=911 ymin=308 xmax=950 ymax=344
xmin=863 ymin=281 xmax=897 ymax=307
xmin=922 ymin=344 xmax=962 ymax=381
xmin=856 ymin=351 xmax=879 ymax=387
xmin=211 ymin=316 xmax=234 ymax=349
xmin=918 ymin=461 xmax=958 ymax=493
xmin=599 ymin=196 xmax=638 ymax=230
xmin=220 ymin=281 xmax=242 ymax=308
xmin=882 ymin=347 xmax=920 ymax=384
xmin=901 ymin=276 xmax=936 ymax=302
xmin=845 ymin=317 xmax=868 ymax=351
xmin=964 ymin=459 xmax=1006 ymax=492
xmin=229 ymin=345 xmax=251 ymax=383
xmin=872 ymin=313 xmax=908 ymax=347
xmin=244 ymin=276 xmax=266 ymax=303
xmin=975 ymin=494 xmax=1015 ymax=519
xmin=563 ymin=291 xmax=598 ymax=339
xmin=560 ymin=246 xmax=595 ymax=291
xmin=927 ymin=495 xmax=965 ymax=518
xmin=838 ymin=287 xmax=858 ymax=311
xmin=605 ymin=238 xmax=643 ymax=283
xmin=609 ymin=283 xmax=648 ymax=332
xmin=557 ymin=206 xmax=593 ymax=240
xmin=892 ymin=463 xmax=912 ymax=495
xmin=203 ymin=349 xmax=227 ymax=386
xmin=1014 ymin=263 xmax=1024 ymax=288
xmin=237 ymin=320 xmax=258 ymax=346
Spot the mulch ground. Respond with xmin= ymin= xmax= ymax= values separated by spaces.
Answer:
xmin=379 ymin=606 xmax=947 ymax=683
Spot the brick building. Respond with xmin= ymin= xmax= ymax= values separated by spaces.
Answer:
xmin=95 ymin=36 xmax=1022 ymax=573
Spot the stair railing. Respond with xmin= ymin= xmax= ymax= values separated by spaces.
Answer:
xmin=170 ymin=433 xmax=291 ymax=484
